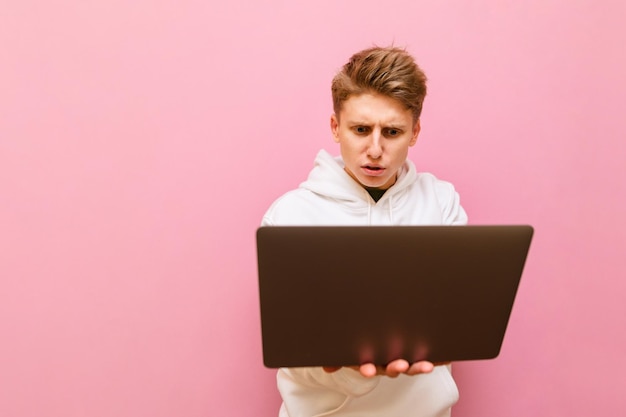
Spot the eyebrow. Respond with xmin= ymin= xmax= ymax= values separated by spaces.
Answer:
xmin=347 ymin=120 xmax=408 ymax=129
xmin=383 ymin=124 xmax=406 ymax=130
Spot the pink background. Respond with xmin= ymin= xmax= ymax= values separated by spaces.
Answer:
xmin=2 ymin=1 xmax=625 ymax=416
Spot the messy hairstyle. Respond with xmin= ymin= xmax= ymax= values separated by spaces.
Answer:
xmin=331 ymin=46 xmax=427 ymax=123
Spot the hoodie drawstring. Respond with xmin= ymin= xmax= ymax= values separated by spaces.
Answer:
xmin=366 ymin=192 xmax=394 ymax=225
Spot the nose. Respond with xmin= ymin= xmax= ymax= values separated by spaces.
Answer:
xmin=367 ymin=130 xmax=383 ymax=159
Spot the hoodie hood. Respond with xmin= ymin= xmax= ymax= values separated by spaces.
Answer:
xmin=301 ymin=150 xmax=417 ymax=203
xmin=262 ymin=149 xmax=467 ymax=227
xmin=299 ymin=150 xmax=418 ymax=224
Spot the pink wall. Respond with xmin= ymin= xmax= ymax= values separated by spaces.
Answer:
xmin=2 ymin=1 xmax=625 ymax=416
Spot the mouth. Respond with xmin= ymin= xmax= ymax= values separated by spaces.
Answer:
xmin=362 ymin=165 xmax=385 ymax=176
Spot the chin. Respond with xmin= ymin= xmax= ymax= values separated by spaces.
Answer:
xmin=361 ymin=179 xmax=388 ymax=189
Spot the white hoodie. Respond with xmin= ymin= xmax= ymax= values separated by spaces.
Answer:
xmin=262 ymin=149 xmax=468 ymax=417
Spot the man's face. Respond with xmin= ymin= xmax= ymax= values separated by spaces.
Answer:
xmin=331 ymin=93 xmax=420 ymax=190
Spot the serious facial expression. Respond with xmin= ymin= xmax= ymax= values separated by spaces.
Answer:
xmin=331 ymin=93 xmax=420 ymax=190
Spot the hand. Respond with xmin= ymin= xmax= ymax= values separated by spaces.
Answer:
xmin=323 ymin=359 xmax=450 ymax=378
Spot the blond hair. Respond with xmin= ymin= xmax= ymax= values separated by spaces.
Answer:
xmin=331 ymin=46 xmax=427 ymax=123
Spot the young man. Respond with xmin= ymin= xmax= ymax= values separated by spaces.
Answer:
xmin=261 ymin=46 xmax=468 ymax=417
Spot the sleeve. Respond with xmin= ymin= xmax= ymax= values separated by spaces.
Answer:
xmin=260 ymin=191 xmax=294 ymax=227
xmin=263 ymin=195 xmax=382 ymax=415
xmin=435 ymin=181 xmax=468 ymax=225
xmin=261 ymin=199 xmax=278 ymax=226
xmin=277 ymin=367 xmax=380 ymax=417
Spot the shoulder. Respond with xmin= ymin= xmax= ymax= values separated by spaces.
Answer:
xmin=404 ymin=172 xmax=468 ymax=225
xmin=409 ymin=172 xmax=458 ymax=199
xmin=399 ymin=161 xmax=456 ymax=194
xmin=261 ymin=188 xmax=321 ymax=226
xmin=422 ymin=172 xmax=458 ymax=196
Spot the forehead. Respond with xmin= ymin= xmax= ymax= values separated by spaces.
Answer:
xmin=339 ymin=93 xmax=413 ymax=125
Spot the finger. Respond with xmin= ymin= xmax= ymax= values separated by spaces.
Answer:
xmin=406 ymin=361 xmax=435 ymax=375
xmin=385 ymin=359 xmax=410 ymax=377
xmin=359 ymin=363 xmax=378 ymax=378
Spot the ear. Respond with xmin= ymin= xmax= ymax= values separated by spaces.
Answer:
xmin=330 ymin=114 xmax=340 ymax=143
xmin=409 ymin=119 xmax=421 ymax=146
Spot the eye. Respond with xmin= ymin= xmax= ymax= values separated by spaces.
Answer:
xmin=353 ymin=126 xmax=370 ymax=135
xmin=384 ymin=128 xmax=402 ymax=137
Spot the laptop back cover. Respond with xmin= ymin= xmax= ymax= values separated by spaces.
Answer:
xmin=256 ymin=225 xmax=533 ymax=368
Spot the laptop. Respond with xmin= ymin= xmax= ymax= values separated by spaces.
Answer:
xmin=256 ymin=225 xmax=533 ymax=368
